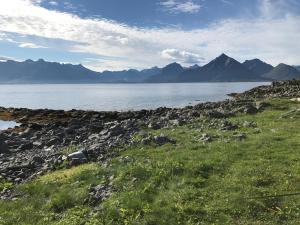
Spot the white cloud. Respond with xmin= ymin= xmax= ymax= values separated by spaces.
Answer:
xmin=18 ymin=42 xmax=47 ymax=48
xmin=0 ymin=55 xmax=15 ymax=61
xmin=0 ymin=0 xmax=299 ymax=71
xmin=161 ymin=49 xmax=203 ymax=64
xmin=159 ymin=0 xmax=201 ymax=14
xmin=48 ymin=1 xmax=58 ymax=6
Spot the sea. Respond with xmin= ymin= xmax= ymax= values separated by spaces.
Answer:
xmin=0 ymin=82 xmax=269 ymax=111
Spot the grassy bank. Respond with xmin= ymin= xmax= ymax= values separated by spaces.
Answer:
xmin=1 ymin=99 xmax=300 ymax=225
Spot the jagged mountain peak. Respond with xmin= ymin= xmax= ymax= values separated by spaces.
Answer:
xmin=210 ymin=53 xmax=237 ymax=67
xmin=243 ymin=58 xmax=274 ymax=76
xmin=163 ymin=62 xmax=182 ymax=69
xmin=0 ymin=55 xmax=298 ymax=83
xmin=162 ymin=62 xmax=184 ymax=73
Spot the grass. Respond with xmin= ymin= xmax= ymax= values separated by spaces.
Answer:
xmin=1 ymin=99 xmax=300 ymax=224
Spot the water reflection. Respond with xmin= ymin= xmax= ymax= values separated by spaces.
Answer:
xmin=0 ymin=120 xmax=19 ymax=130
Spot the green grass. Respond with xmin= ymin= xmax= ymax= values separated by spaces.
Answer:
xmin=1 ymin=99 xmax=300 ymax=225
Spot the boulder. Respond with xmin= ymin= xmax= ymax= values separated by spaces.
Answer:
xmin=0 ymin=135 xmax=9 ymax=153
xmin=200 ymin=133 xmax=212 ymax=142
xmin=67 ymin=150 xmax=88 ymax=166
xmin=18 ymin=142 xmax=33 ymax=151
xmin=153 ymin=135 xmax=175 ymax=145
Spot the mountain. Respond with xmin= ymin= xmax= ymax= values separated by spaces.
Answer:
xmin=0 ymin=59 xmax=100 ymax=83
xmin=294 ymin=65 xmax=300 ymax=72
xmin=0 ymin=55 xmax=299 ymax=84
xmin=146 ymin=62 xmax=184 ymax=82
xmin=188 ymin=64 xmax=200 ymax=70
xmin=98 ymin=67 xmax=161 ymax=83
xmin=0 ymin=59 xmax=160 ymax=84
xmin=262 ymin=63 xmax=300 ymax=80
xmin=177 ymin=54 xmax=259 ymax=82
xmin=243 ymin=59 xmax=273 ymax=76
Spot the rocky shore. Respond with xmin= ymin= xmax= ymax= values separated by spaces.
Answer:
xmin=1 ymin=80 xmax=299 ymax=198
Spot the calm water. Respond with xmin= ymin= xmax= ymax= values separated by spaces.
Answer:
xmin=0 ymin=120 xmax=19 ymax=130
xmin=0 ymin=83 xmax=269 ymax=111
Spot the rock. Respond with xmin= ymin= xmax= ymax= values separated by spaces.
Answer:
xmin=67 ymin=150 xmax=87 ymax=166
xmin=153 ymin=135 xmax=175 ymax=145
xmin=46 ymin=137 xmax=60 ymax=146
xmin=87 ymin=184 xmax=112 ymax=205
xmin=31 ymin=156 xmax=45 ymax=165
xmin=169 ymin=119 xmax=185 ymax=127
xmin=243 ymin=121 xmax=256 ymax=128
xmin=233 ymin=133 xmax=246 ymax=141
xmin=18 ymin=128 xmax=34 ymax=138
xmin=0 ymin=135 xmax=9 ymax=153
xmin=141 ymin=137 xmax=152 ymax=145
xmin=200 ymin=133 xmax=212 ymax=142
xmin=206 ymin=110 xmax=226 ymax=118
xmin=148 ymin=122 xmax=161 ymax=130
xmin=220 ymin=121 xmax=237 ymax=131
xmin=109 ymin=124 xmax=125 ymax=136
xmin=256 ymin=102 xmax=270 ymax=111
xmin=290 ymin=98 xmax=300 ymax=102
xmin=28 ymin=123 xmax=43 ymax=130
xmin=18 ymin=142 xmax=33 ymax=151
xmin=242 ymin=104 xmax=258 ymax=114
xmin=33 ymin=141 xmax=43 ymax=148
xmin=119 ymin=156 xmax=133 ymax=163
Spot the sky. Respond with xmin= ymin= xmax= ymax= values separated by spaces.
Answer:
xmin=0 ymin=0 xmax=299 ymax=71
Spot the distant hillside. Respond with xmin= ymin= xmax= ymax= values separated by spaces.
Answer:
xmin=146 ymin=63 xmax=184 ymax=83
xmin=177 ymin=54 xmax=260 ymax=82
xmin=0 ymin=59 xmax=100 ymax=84
xmin=99 ymin=67 xmax=160 ymax=83
xmin=262 ymin=63 xmax=300 ymax=80
xmin=243 ymin=59 xmax=273 ymax=76
xmin=294 ymin=65 xmax=300 ymax=72
xmin=0 ymin=55 xmax=298 ymax=83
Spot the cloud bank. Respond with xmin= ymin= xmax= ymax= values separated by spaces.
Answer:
xmin=0 ymin=0 xmax=299 ymax=71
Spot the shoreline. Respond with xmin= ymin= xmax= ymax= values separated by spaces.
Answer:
xmin=0 ymin=80 xmax=299 ymax=197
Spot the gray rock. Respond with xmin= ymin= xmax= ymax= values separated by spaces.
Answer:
xmin=169 ymin=119 xmax=185 ymax=127
xmin=200 ymin=133 xmax=212 ymax=142
xmin=87 ymin=184 xmax=111 ymax=205
xmin=67 ymin=150 xmax=87 ymax=166
xmin=141 ymin=137 xmax=152 ymax=145
xmin=18 ymin=142 xmax=33 ymax=151
xmin=148 ymin=122 xmax=161 ymax=130
xmin=0 ymin=135 xmax=9 ymax=153
xmin=243 ymin=104 xmax=258 ymax=114
xmin=206 ymin=110 xmax=226 ymax=118
xmin=31 ymin=156 xmax=45 ymax=165
xmin=233 ymin=133 xmax=246 ymax=141
xmin=153 ymin=135 xmax=175 ymax=145
xmin=220 ymin=121 xmax=237 ymax=131
xmin=243 ymin=121 xmax=256 ymax=128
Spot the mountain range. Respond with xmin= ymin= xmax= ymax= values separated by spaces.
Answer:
xmin=0 ymin=54 xmax=299 ymax=84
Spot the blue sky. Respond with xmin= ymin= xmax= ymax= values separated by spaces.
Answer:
xmin=0 ymin=0 xmax=300 ymax=71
